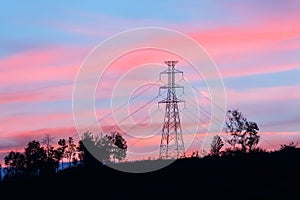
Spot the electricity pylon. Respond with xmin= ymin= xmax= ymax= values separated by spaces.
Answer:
xmin=159 ymin=61 xmax=185 ymax=159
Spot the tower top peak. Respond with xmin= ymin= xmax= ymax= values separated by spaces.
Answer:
xmin=164 ymin=61 xmax=178 ymax=67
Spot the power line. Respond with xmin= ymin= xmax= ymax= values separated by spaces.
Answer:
xmin=115 ymin=94 xmax=161 ymax=126
xmin=124 ymin=108 xmax=161 ymax=134
xmin=183 ymin=104 xmax=224 ymax=135
xmin=181 ymin=128 xmax=204 ymax=144
xmin=71 ymin=79 xmax=162 ymax=139
xmin=259 ymin=137 xmax=278 ymax=149
xmin=69 ymin=64 xmax=277 ymax=155
xmin=182 ymin=108 xmax=208 ymax=130
xmin=183 ymin=78 xmax=278 ymax=149
xmin=183 ymin=77 xmax=225 ymax=112
xmin=128 ymin=125 xmax=162 ymax=147
xmin=183 ymin=93 xmax=226 ymax=126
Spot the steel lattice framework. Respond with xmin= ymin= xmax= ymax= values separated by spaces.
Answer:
xmin=159 ymin=61 xmax=185 ymax=159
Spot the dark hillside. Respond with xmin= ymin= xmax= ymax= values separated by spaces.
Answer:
xmin=1 ymin=149 xmax=300 ymax=200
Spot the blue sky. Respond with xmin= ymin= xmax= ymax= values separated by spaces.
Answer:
xmin=0 ymin=0 xmax=300 ymax=160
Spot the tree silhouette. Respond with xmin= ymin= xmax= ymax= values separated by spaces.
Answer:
xmin=24 ymin=140 xmax=46 ymax=176
xmin=42 ymin=134 xmax=55 ymax=158
xmin=57 ymin=138 xmax=67 ymax=169
xmin=77 ymin=140 xmax=84 ymax=163
xmin=225 ymin=109 xmax=260 ymax=153
xmin=78 ymin=131 xmax=128 ymax=166
xmin=190 ymin=151 xmax=199 ymax=158
xmin=4 ymin=151 xmax=26 ymax=177
xmin=78 ymin=131 xmax=101 ymax=168
xmin=66 ymin=137 xmax=77 ymax=168
xmin=72 ymin=156 xmax=79 ymax=167
xmin=96 ymin=135 xmax=113 ymax=163
xmin=41 ymin=135 xmax=61 ymax=174
xmin=108 ymin=132 xmax=127 ymax=162
xmin=96 ymin=132 xmax=128 ymax=163
xmin=279 ymin=141 xmax=298 ymax=151
xmin=210 ymin=135 xmax=224 ymax=156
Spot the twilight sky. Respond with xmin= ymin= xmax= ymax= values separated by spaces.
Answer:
xmin=1 ymin=0 xmax=300 ymax=160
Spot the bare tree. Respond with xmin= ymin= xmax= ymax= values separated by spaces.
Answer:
xmin=210 ymin=135 xmax=224 ymax=156
xmin=42 ymin=134 xmax=55 ymax=158
xmin=41 ymin=135 xmax=62 ymax=173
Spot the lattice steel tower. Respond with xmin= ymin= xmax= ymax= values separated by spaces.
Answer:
xmin=159 ymin=61 xmax=185 ymax=159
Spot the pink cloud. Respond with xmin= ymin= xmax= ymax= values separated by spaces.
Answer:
xmin=258 ymin=131 xmax=300 ymax=150
xmin=0 ymin=82 xmax=73 ymax=103
xmin=1 ymin=10 xmax=300 ymax=163
xmin=193 ymin=25 xmax=300 ymax=52
xmin=0 ymin=46 xmax=81 ymax=69
xmin=226 ymin=85 xmax=300 ymax=104
xmin=0 ymin=111 xmax=75 ymax=134
xmin=0 ymin=46 xmax=88 ymax=86
xmin=184 ymin=16 xmax=300 ymax=77
xmin=0 ymin=46 xmax=91 ymax=104
xmin=0 ymin=63 xmax=75 ymax=85
xmin=88 ymin=21 xmax=300 ymax=83
xmin=220 ymin=62 xmax=300 ymax=78
xmin=0 ymin=127 xmax=78 ymax=153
